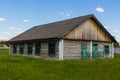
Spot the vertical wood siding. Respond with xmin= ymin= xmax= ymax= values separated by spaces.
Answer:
xmin=64 ymin=40 xmax=91 ymax=59
xmin=63 ymin=40 xmax=113 ymax=59
xmin=10 ymin=42 xmax=59 ymax=60
xmin=64 ymin=19 xmax=111 ymax=42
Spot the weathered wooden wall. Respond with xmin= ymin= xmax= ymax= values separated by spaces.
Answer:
xmin=10 ymin=42 xmax=59 ymax=60
xmin=9 ymin=40 xmax=113 ymax=60
xmin=98 ymin=42 xmax=112 ymax=57
xmin=64 ymin=40 xmax=90 ymax=59
xmin=64 ymin=19 xmax=111 ymax=42
xmin=63 ymin=40 xmax=113 ymax=59
xmin=40 ymin=42 xmax=59 ymax=59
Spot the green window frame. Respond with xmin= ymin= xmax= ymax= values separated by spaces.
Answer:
xmin=19 ymin=44 xmax=24 ymax=54
xmin=35 ymin=43 xmax=41 ymax=56
xmin=27 ymin=43 xmax=33 ymax=55
xmin=104 ymin=44 xmax=109 ymax=56
xmin=48 ymin=43 xmax=56 ymax=56
xmin=92 ymin=42 xmax=98 ymax=58
xmin=13 ymin=44 xmax=17 ymax=54
xmin=81 ymin=44 xmax=88 ymax=59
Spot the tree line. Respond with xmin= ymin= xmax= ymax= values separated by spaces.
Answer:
xmin=0 ymin=40 xmax=9 ymax=47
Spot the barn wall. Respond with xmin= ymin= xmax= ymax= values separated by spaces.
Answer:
xmin=64 ymin=19 xmax=111 ymax=42
xmin=97 ymin=42 xmax=112 ymax=57
xmin=63 ymin=40 xmax=90 ymax=59
xmin=9 ymin=40 xmax=113 ymax=59
xmin=63 ymin=40 xmax=113 ymax=60
xmin=10 ymin=41 xmax=59 ymax=60
xmin=40 ymin=42 xmax=59 ymax=59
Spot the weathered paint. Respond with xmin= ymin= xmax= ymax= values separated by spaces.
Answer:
xmin=58 ymin=39 xmax=64 ymax=60
xmin=64 ymin=19 xmax=111 ymax=42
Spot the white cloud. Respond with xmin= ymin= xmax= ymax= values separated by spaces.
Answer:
xmin=111 ymin=29 xmax=120 ymax=42
xmin=0 ymin=18 xmax=6 ymax=22
xmin=59 ymin=12 xmax=64 ymax=15
xmin=3 ymin=32 xmax=10 ymax=35
xmin=9 ymin=27 xmax=21 ymax=31
xmin=59 ymin=11 xmax=73 ymax=17
xmin=0 ymin=27 xmax=25 ymax=40
xmin=95 ymin=7 xmax=104 ymax=13
xmin=104 ymin=26 xmax=109 ymax=29
xmin=15 ymin=30 xmax=24 ymax=34
xmin=104 ymin=25 xmax=120 ymax=42
xmin=23 ymin=19 xmax=29 ymax=23
xmin=8 ymin=26 xmax=24 ymax=34
xmin=66 ymin=13 xmax=71 ymax=17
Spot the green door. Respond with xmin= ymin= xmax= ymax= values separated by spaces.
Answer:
xmin=19 ymin=44 xmax=24 ymax=54
xmin=35 ymin=43 xmax=41 ymax=56
xmin=48 ymin=43 xmax=56 ymax=56
xmin=27 ymin=43 xmax=33 ymax=55
xmin=92 ymin=42 xmax=98 ymax=58
xmin=13 ymin=44 xmax=17 ymax=54
xmin=81 ymin=44 xmax=88 ymax=59
xmin=104 ymin=45 xmax=109 ymax=56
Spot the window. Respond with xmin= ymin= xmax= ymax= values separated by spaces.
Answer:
xmin=19 ymin=44 xmax=24 ymax=54
xmin=81 ymin=44 xmax=88 ymax=59
xmin=92 ymin=42 xmax=98 ymax=58
xmin=35 ymin=43 xmax=41 ymax=56
xmin=104 ymin=45 xmax=109 ymax=56
xmin=13 ymin=44 xmax=17 ymax=54
xmin=48 ymin=43 xmax=56 ymax=56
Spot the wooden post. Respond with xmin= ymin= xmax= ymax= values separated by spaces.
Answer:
xmin=59 ymin=39 xmax=64 ymax=60
xmin=32 ymin=43 xmax=35 ymax=56
xmin=112 ymin=43 xmax=114 ymax=58
xmin=24 ymin=43 xmax=27 ymax=55
xmin=17 ymin=44 xmax=19 ymax=54
xmin=90 ymin=41 xmax=92 ymax=59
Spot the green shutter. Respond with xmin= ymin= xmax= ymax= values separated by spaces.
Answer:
xmin=13 ymin=44 xmax=17 ymax=54
xmin=92 ymin=42 xmax=98 ymax=58
xmin=35 ymin=43 xmax=41 ymax=56
xmin=27 ymin=43 xmax=33 ymax=55
xmin=81 ymin=44 xmax=88 ymax=59
xmin=104 ymin=44 xmax=109 ymax=56
xmin=19 ymin=44 xmax=24 ymax=54
xmin=48 ymin=43 xmax=56 ymax=56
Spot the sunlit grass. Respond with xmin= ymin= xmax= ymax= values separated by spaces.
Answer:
xmin=0 ymin=49 xmax=120 ymax=80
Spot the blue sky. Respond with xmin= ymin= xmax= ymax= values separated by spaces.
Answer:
xmin=0 ymin=0 xmax=120 ymax=42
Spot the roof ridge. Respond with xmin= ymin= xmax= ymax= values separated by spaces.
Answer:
xmin=34 ymin=14 xmax=94 ymax=28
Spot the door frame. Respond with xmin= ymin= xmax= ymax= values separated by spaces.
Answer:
xmin=35 ymin=42 xmax=41 ymax=56
xmin=104 ymin=43 xmax=110 ymax=57
xmin=81 ymin=44 xmax=88 ymax=59
xmin=92 ymin=42 xmax=98 ymax=58
xmin=13 ymin=44 xmax=17 ymax=54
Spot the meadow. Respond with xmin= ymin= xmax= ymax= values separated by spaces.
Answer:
xmin=0 ymin=49 xmax=120 ymax=80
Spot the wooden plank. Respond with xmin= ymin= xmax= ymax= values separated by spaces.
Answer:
xmin=64 ymin=19 xmax=111 ymax=42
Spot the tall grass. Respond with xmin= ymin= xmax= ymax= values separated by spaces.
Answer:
xmin=0 ymin=49 xmax=120 ymax=80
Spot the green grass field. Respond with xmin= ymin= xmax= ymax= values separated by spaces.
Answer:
xmin=0 ymin=49 xmax=120 ymax=80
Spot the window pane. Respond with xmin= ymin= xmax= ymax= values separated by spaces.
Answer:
xmin=35 ymin=43 xmax=41 ymax=56
xmin=48 ymin=43 xmax=56 ymax=56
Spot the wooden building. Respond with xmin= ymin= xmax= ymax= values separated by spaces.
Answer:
xmin=8 ymin=14 xmax=116 ymax=60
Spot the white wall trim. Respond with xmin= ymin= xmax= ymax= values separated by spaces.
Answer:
xmin=32 ymin=43 xmax=35 ymax=55
xmin=58 ymin=39 xmax=64 ymax=60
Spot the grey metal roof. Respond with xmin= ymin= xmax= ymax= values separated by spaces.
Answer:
xmin=8 ymin=14 xmax=117 ymax=42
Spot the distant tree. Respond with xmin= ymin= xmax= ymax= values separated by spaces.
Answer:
xmin=114 ymin=42 xmax=120 ymax=47
xmin=0 ymin=40 xmax=9 ymax=47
